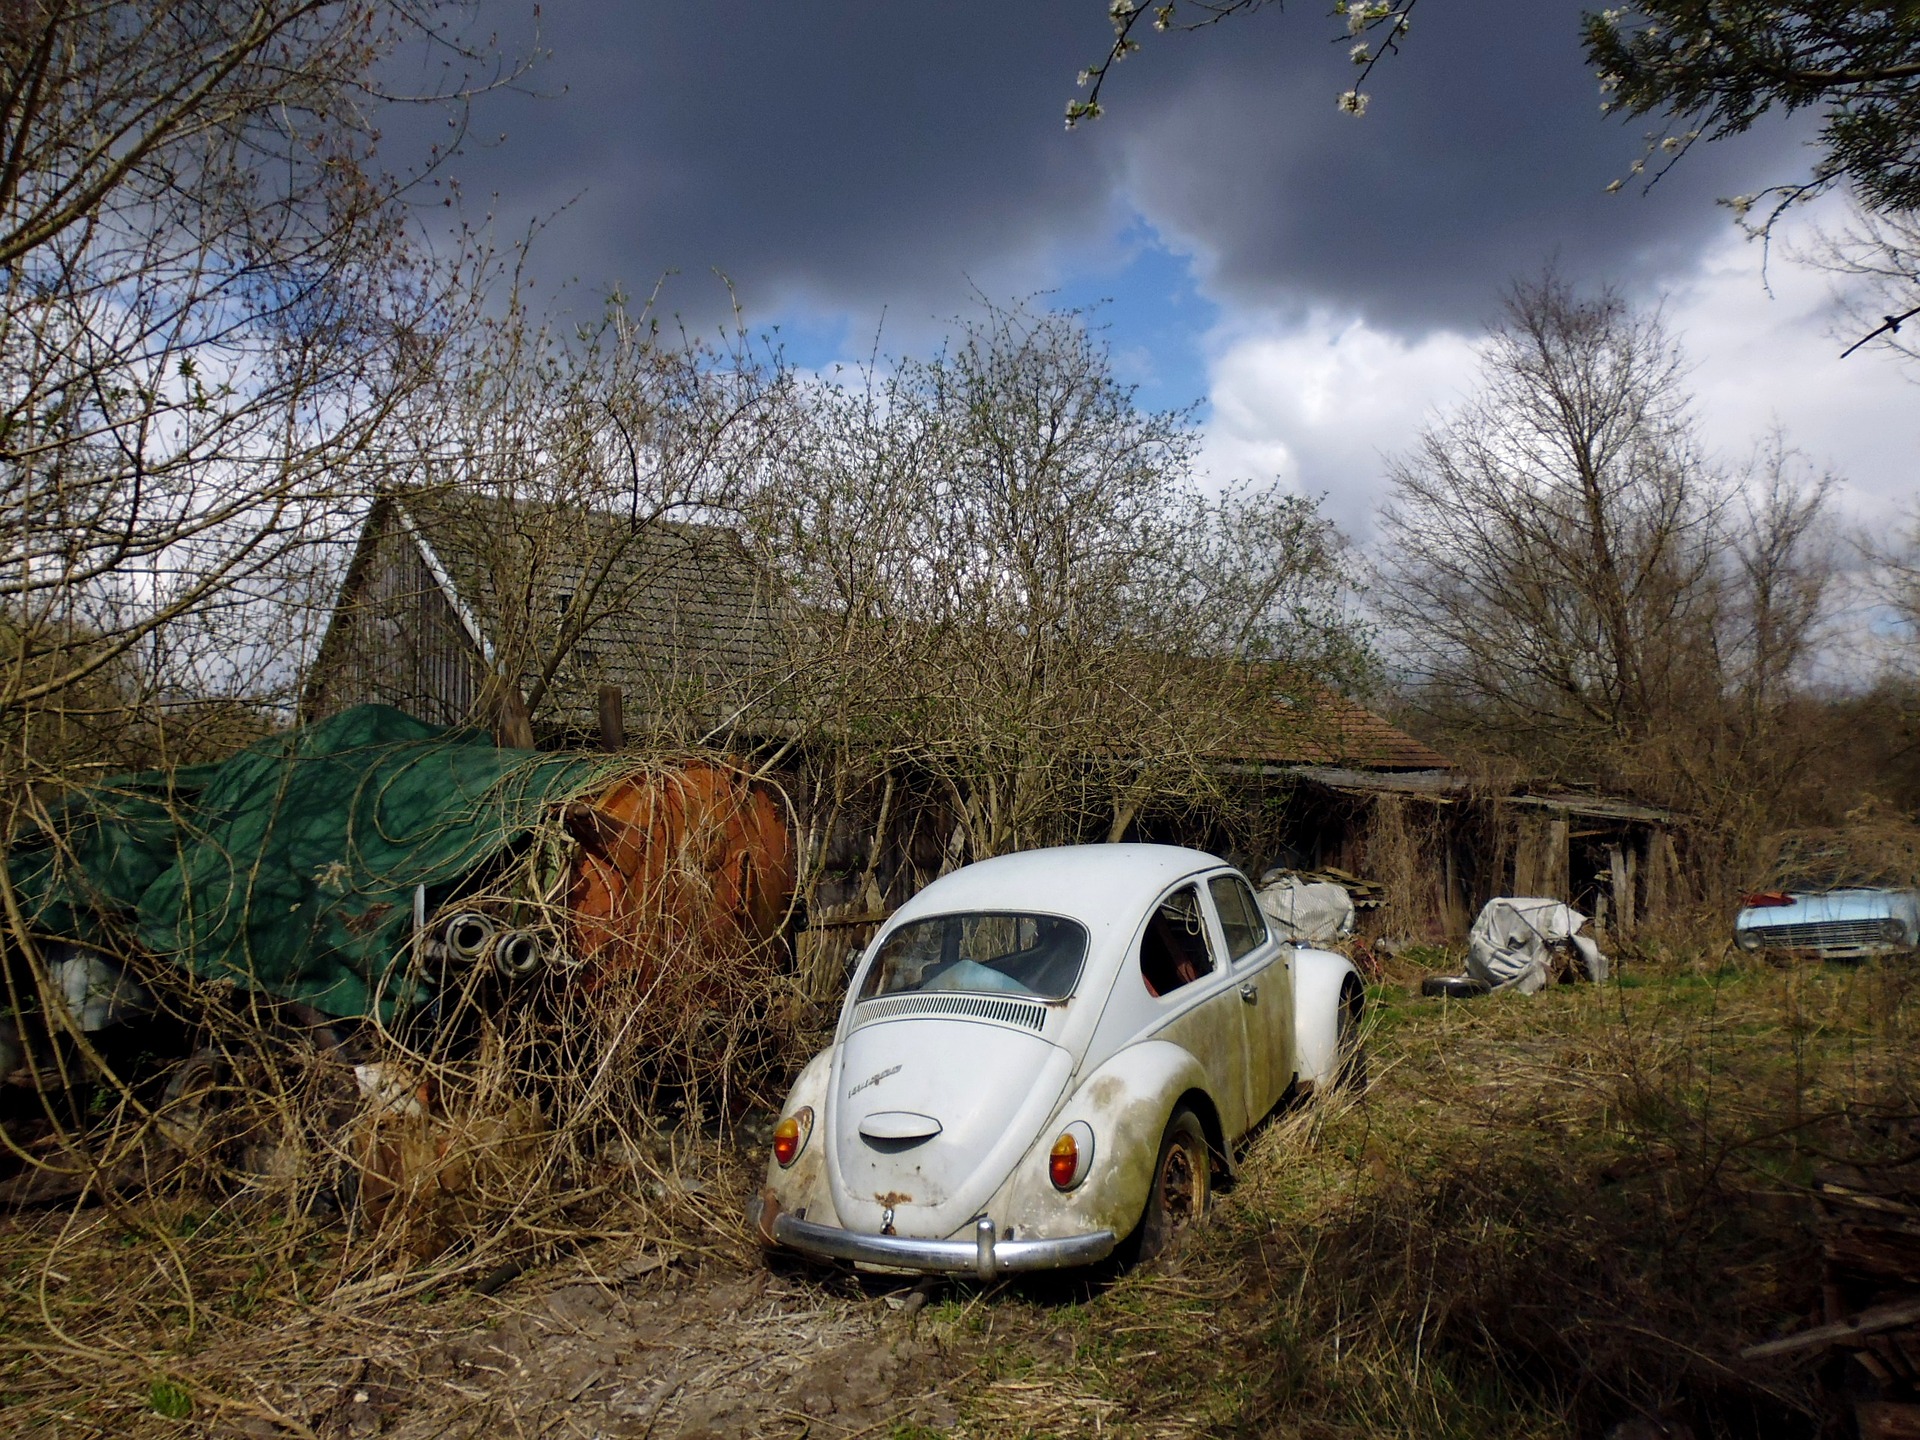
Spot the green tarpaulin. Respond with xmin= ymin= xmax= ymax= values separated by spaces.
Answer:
xmin=7 ymin=706 xmax=620 ymax=1018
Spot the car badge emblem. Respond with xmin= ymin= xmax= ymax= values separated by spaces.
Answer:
xmin=847 ymin=1063 xmax=901 ymax=1098
xmin=880 ymin=1206 xmax=896 ymax=1236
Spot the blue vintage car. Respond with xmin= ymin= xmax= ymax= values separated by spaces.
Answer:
xmin=1733 ymin=888 xmax=1920 ymax=960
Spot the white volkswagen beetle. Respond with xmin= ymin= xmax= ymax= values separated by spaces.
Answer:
xmin=750 ymin=844 xmax=1364 ymax=1278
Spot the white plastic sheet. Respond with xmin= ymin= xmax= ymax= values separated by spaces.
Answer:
xmin=51 ymin=947 xmax=149 ymax=1031
xmin=1465 ymin=897 xmax=1608 ymax=995
xmin=1256 ymin=877 xmax=1356 ymax=945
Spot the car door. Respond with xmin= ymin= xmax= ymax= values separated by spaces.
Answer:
xmin=1207 ymin=872 xmax=1294 ymax=1130
xmin=1140 ymin=881 xmax=1250 ymax=1137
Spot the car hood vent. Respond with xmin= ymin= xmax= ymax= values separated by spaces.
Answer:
xmin=853 ymin=993 xmax=1048 ymax=1033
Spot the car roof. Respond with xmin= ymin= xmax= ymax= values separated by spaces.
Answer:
xmin=888 ymin=844 xmax=1226 ymax=930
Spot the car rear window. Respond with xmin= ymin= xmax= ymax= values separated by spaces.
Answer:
xmin=859 ymin=912 xmax=1088 ymax=1001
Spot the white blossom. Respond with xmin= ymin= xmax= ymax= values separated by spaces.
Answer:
xmin=1338 ymin=89 xmax=1369 ymax=116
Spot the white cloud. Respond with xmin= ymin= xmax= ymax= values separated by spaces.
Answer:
xmin=1195 ymin=315 xmax=1476 ymax=541
xmin=1665 ymin=217 xmax=1918 ymax=527
xmin=1195 ymin=210 xmax=1919 ymax=546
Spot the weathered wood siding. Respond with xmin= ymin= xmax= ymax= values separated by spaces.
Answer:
xmin=306 ymin=508 xmax=481 ymax=726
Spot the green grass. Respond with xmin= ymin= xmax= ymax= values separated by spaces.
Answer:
xmin=146 ymin=1379 xmax=191 ymax=1421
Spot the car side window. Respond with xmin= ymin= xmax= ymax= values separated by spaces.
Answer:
xmin=1140 ymin=884 xmax=1217 ymax=997
xmin=1208 ymin=874 xmax=1269 ymax=962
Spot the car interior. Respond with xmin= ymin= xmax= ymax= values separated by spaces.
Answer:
xmin=1140 ymin=885 xmax=1216 ymax=997
xmin=866 ymin=913 xmax=1087 ymax=999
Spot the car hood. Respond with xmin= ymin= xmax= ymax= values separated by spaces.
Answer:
xmin=1738 ymin=888 xmax=1919 ymax=930
xmin=826 ymin=1015 xmax=1073 ymax=1240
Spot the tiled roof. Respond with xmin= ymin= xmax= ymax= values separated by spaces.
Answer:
xmin=395 ymin=488 xmax=792 ymax=736
xmin=1245 ymin=686 xmax=1452 ymax=771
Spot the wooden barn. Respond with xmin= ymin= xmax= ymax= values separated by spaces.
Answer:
xmin=304 ymin=488 xmax=1676 ymax=959
xmin=1240 ymin=766 xmax=1676 ymax=945
xmin=303 ymin=487 xmax=788 ymax=747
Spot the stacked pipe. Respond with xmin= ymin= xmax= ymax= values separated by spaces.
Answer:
xmin=428 ymin=910 xmax=548 ymax=978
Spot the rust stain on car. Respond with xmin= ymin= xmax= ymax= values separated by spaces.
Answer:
xmin=875 ymin=1190 xmax=913 ymax=1207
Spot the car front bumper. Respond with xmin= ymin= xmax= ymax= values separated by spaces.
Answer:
xmin=750 ymin=1190 xmax=1117 ymax=1279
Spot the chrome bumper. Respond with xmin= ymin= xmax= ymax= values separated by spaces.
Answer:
xmin=755 ymin=1196 xmax=1116 ymax=1279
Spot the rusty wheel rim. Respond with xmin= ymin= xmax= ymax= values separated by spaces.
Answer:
xmin=1158 ymin=1137 xmax=1201 ymax=1227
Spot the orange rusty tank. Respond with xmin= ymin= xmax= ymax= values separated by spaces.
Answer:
xmin=565 ymin=759 xmax=794 ymax=987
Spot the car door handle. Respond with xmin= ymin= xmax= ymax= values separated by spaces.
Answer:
xmin=1239 ymin=982 xmax=1258 ymax=1003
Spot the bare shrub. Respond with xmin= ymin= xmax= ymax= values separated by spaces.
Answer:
xmin=749 ymin=301 xmax=1371 ymax=881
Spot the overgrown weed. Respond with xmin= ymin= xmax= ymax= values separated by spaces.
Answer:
xmin=0 ymin=769 xmax=826 ymax=1435
xmin=944 ymin=947 xmax=1918 ymax=1438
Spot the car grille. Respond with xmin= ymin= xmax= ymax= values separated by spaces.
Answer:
xmin=1751 ymin=919 xmax=1897 ymax=949
xmin=853 ymin=994 xmax=1049 ymax=1033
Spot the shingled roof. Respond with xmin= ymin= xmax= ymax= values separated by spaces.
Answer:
xmin=304 ymin=488 xmax=793 ymax=739
xmin=311 ymin=486 xmax=1448 ymax=770
xmin=1245 ymin=687 xmax=1451 ymax=771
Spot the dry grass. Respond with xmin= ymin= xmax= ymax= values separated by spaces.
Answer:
xmin=936 ymin=940 xmax=1918 ymax=1439
xmin=0 ymin=793 xmax=829 ymax=1435
xmin=3 ymin=934 xmax=1914 ymax=1438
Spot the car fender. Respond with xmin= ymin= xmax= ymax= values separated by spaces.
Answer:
xmin=1291 ymin=946 xmax=1359 ymax=1087
xmin=989 ymin=1039 xmax=1218 ymax=1241
xmin=758 ymin=1048 xmax=833 ymax=1231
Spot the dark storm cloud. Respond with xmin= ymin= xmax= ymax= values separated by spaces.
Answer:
xmin=1113 ymin=1 xmax=1810 ymax=331
xmin=413 ymin=4 xmax=1128 ymax=335
xmin=417 ymin=1 xmax=1812 ymax=340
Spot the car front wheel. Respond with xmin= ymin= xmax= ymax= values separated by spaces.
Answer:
xmin=1130 ymin=1107 xmax=1211 ymax=1264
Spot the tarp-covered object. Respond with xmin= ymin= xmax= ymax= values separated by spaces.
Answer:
xmin=1256 ymin=876 xmax=1356 ymax=945
xmin=8 ymin=706 xmax=617 ymax=1018
xmin=1465 ymin=897 xmax=1608 ymax=995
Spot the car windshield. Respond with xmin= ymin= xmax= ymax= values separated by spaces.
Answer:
xmin=859 ymin=912 xmax=1089 ymax=1001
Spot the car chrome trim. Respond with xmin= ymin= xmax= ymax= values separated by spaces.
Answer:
xmin=769 ymin=1210 xmax=1116 ymax=1277
xmin=858 ymin=1110 xmax=943 ymax=1140
xmin=1746 ymin=918 xmax=1905 ymax=950
xmin=851 ymin=993 xmax=1050 ymax=1033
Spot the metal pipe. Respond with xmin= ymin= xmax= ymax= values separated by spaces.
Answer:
xmin=441 ymin=912 xmax=498 ymax=962
xmin=492 ymin=929 xmax=544 ymax=979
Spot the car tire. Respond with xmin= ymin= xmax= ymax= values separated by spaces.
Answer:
xmin=1420 ymin=974 xmax=1490 ymax=1000
xmin=1128 ymin=1107 xmax=1211 ymax=1265
xmin=1335 ymin=975 xmax=1368 ymax=1093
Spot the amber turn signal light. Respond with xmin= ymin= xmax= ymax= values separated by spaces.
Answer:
xmin=1048 ymin=1121 xmax=1093 ymax=1190
xmin=1049 ymin=1133 xmax=1078 ymax=1188
xmin=773 ymin=1106 xmax=813 ymax=1168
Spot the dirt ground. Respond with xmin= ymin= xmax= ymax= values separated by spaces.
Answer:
xmin=300 ymin=1251 xmax=964 ymax=1440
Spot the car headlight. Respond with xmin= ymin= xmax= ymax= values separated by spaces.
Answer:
xmin=1882 ymin=918 xmax=1908 ymax=942
xmin=1734 ymin=927 xmax=1760 ymax=950
xmin=772 ymin=1106 xmax=813 ymax=1168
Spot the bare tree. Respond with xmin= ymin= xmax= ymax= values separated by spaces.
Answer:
xmin=1378 ymin=275 xmax=1841 ymax=843
xmin=1378 ymin=275 xmax=1724 ymax=763
xmin=750 ymin=302 xmax=1368 ymax=883
xmin=0 ymin=2 xmax=516 ymax=782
